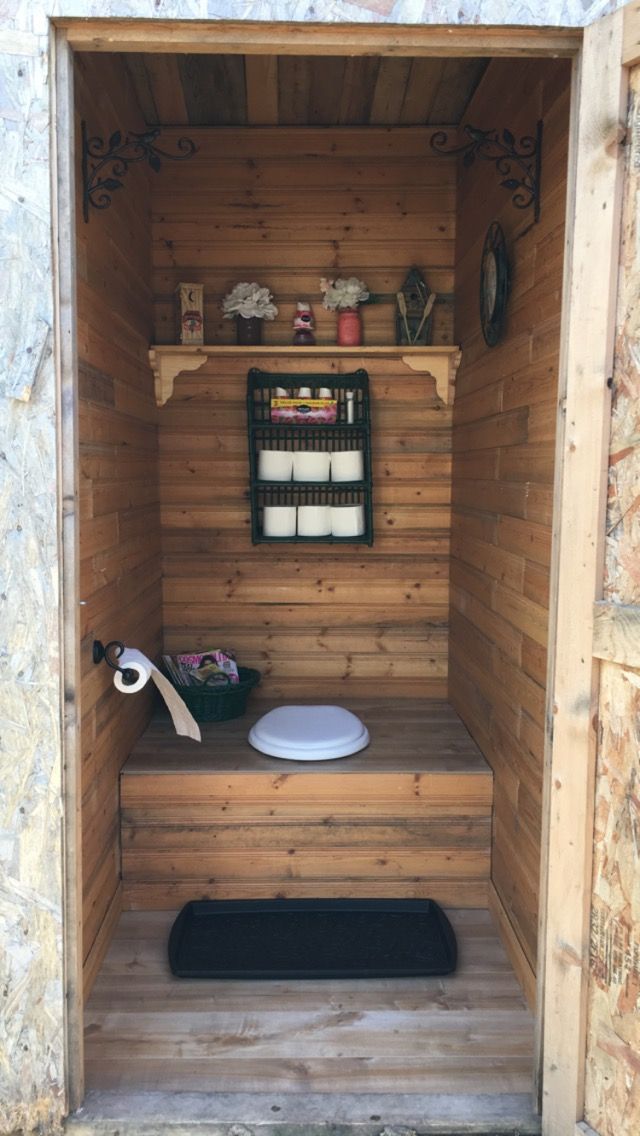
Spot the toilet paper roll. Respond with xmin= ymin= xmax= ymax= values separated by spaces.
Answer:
xmin=331 ymin=504 xmax=365 ymax=537
xmin=293 ymin=451 xmax=331 ymax=482
xmin=263 ymin=505 xmax=297 ymax=537
xmin=258 ymin=449 xmax=294 ymax=481
xmin=113 ymin=648 xmax=201 ymax=742
xmin=331 ymin=450 xmax=364 ymax=482
xmin=298 ymin=504 xmax=332 ymax=537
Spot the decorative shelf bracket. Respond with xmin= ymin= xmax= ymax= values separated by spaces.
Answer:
xmin=149 ymin=348 xmax=208 ymax=406
xmin=401 ymin=349 xmax=462 ymax=406
xmin=81 ymin=121 xmax=197 ymax=222
xmin=430 ymin=121 xmax=543 ymax=222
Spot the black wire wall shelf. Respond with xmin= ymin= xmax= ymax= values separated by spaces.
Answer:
xmin=247 ymin=369 xmax=374 ymax=546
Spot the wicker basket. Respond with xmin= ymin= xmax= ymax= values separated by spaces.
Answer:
xmin=170 ymin=666 xmax=261 ymax=722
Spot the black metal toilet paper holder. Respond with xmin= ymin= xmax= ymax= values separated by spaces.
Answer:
xmin=92 ymin=639 xmax=138 ymax=685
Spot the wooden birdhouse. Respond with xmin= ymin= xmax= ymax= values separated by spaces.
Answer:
xmin=395 ymin=267 xmax=435 ymax=346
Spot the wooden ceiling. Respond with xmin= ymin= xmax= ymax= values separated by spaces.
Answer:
xmin=121 ymin=54 xmax=489 ymax=128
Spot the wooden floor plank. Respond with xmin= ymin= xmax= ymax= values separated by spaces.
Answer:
xmin=84 ymin=908 xmax=534 ymax=1096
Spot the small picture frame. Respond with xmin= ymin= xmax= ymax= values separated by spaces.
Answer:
xmin=175 ymin=282 xmax=204 ymax=345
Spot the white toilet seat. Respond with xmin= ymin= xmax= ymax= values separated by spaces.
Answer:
xmin=248 ymin=705 xmax=370 ymax=761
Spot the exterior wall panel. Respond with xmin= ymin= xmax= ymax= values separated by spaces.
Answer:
xmin=584 ymin=59 xmax=640 ymax=1136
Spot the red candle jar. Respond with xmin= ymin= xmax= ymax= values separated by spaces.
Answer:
xmin=336 ymin=308 xmax=363 ymax=347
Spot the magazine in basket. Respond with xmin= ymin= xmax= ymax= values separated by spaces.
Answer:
xmin=163 ymin=649 xmax=239 ymax=688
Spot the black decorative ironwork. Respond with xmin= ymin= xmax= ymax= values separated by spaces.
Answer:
xmin=81 ymin=121 xmax=197 ymax=222
xmin=430 ymin=120 xmax=543 ymax=222
xmin=93 ymin=639 xmax=137 ymax=686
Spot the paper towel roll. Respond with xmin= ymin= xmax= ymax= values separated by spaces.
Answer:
xmin=113 ymin=648 xmax=201 ymax=742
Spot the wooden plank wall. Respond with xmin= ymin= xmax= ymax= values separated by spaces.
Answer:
xmin=159 ymin=359 xmax=451 ymax=698
xmin=153 ymin=129 xmax=456 ymax=698
xmin=151 ymin=127 xmax=455 ymax=347
xmin=449 ymin=59 xmax=571 ymax=974
xmin=75 ymin=53 xmax=163 ymax=994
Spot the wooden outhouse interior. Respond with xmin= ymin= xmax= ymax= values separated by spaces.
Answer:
xmin=75 ymin=43 xmax=570 ymax=1108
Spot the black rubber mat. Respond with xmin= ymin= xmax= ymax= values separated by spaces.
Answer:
xmin=168 ymin=898 xmax=457 ymax=979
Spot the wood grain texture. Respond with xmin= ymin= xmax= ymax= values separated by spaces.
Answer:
xmin=83 ymin=907 xmax=533 ymax=1095
xmin=122 ymin=53 xmax=486 ymax=129
xmin=151 ymin=127 xmax=455 ymax=349
xmin=151 ymin=130 xmax=455 ymax=686
xmin=541 ymin=14 xmax=627 ymax=1131
xmin=158 ymin=351 xmax=453 ymax=700
xmin=120 ymin=701 xmax=492 ymax=908
xmin=584 ymin=46 xmax=640 ymax=1136
xmin=75 ymin=53 xmax=163 ymax=994
xmin=448 ymin=58 xmax=572 ymax=976
xmin=488 ymin=882 xmax=536 ymax=1012
xmin=60 ymin=20 xmax=582 ymax=59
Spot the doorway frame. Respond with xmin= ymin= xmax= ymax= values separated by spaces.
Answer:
xmin=51 ymin=14 xmax=629 ymax=1134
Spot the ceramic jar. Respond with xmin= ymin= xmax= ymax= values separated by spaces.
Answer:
xmin=236 ymin=316 xmax=262 ymax=345
xmin=336 ymin=308 xmax=362 ymax=347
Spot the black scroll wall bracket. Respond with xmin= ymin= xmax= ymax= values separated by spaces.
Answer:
xmin=93 ymin=639 xmax=137 ymax=686
xmin=430 ymin=120 xmax=543 ymax=223
xmin=81 ymin=121 xmax=197 ymax=222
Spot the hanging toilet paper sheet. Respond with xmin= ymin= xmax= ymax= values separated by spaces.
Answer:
xmin=113 ymin=648 xmax=201 ymax=742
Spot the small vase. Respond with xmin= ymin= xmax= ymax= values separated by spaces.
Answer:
xmin=336 ymin=308 xmax=362 ymax=347
xmin=236 ymin=316 xmax=262 ymax=346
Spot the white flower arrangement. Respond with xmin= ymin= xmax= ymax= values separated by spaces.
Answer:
xmin=320 ymin=276 xmax=370 ymax=311
xmin=222 ymin=282 xmax=278 ymax=320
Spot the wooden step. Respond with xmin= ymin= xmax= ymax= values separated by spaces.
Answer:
xmin=120 ymin=699 xmax=492 ymax=909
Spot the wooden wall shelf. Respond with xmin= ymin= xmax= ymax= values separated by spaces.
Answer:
xmin=148 ymin=345 xmax=462 ymax=408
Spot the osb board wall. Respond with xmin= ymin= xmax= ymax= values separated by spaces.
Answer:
xmin=153 ymin=127 xmax=454 ymax=697
xmin=585 ymin=64 xmax=640 ymax=1136
xmin=159 ymin=357 xmax=451 ymax=698
xmin=75 ymin=53 xmax=162 ymax=995
xmin=448 ymin=58 xmax=571 ymax=974
xmin=151 ymin=127 xmax=455 ymax=348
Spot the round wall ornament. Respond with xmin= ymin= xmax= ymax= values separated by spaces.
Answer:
xmin=479 ymin=221 xmax=510 ymax=347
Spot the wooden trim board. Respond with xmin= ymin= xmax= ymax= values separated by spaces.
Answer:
xmin=488 ymin=883 xmax=537 ymax=1012
xmin=623 ymin=2 xmax=640 ymax=65
xmin=55 ymin=19 xmax=582 ymax=58
xmin=82 ymin=884 xmax=123 ymax=1003
xmin=52 ymin=27 xmax=84 ymax=1115
xmin=538 ymin=8 xmax=627 ymax=1133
